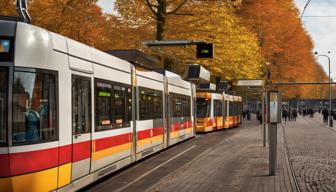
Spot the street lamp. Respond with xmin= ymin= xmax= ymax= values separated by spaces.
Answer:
xmin=314 ymin=51 xmax=333 ymax=127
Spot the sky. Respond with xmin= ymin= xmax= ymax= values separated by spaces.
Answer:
xmin=294 ymin=0 xmax=336 ymax=77
xmin=97 ymin=0 xmax=116 ymax=15
xmin=96 ymin=0 xmax=336 ymax=77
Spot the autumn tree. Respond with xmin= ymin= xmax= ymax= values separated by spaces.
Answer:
xmin=114 ymin=0 xmax=263 ymax=81
xmin=239 ymin=0 xmax=328 ymax=99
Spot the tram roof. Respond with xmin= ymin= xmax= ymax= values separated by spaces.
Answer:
xmin=106 ymin=49 xmax=160 ymax=70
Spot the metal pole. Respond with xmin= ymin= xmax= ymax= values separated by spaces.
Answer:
xmin=269 ymin=123 xmax=277 ymax=175
xmin=316 ymin=53 xmax=333 ymax=127
xmin=262 ymin=91 xmax=266 ymax=147
xmin=329 ymin=57 xmax=333 ymax=127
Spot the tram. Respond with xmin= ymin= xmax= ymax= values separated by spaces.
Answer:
xmin=196 ymin=85 xmax=242 ymax=133
xmin=0 ymin=20 xmax=196 ymax=192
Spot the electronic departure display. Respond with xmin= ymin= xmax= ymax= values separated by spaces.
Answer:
xmin=0 ymin=37 xmax=14 ymax=62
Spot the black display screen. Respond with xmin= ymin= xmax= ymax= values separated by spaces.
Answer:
xmin=0 ymin=37 xmax=14 ymax=62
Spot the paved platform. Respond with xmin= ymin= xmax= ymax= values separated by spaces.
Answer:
xmin=82 ymin=117 xmax=297 ymax=192
xmin=284 ymin=115 xmax=336 ymax=192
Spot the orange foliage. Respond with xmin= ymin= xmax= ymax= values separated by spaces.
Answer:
xmin=239 ymin=0 xmax=327 ymax=99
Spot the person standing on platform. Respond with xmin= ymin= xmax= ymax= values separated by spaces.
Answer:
xmin=292 ymin=108 xmax=298 ymax=121
xmin=288 ymin=108 xmax=292 ymax=122
xmin=246 ymin=110 xmax=251 ymax=120
xmin=322 ymin=108 xmax=329 ymax=124
xmin=256 ymin=110 xmax=262 ymax=124
xmin=282 ymin=108 xmax=288 ymax=122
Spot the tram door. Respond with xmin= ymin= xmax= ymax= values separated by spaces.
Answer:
xmin=71 ymin=75 xmax=92 ymax=181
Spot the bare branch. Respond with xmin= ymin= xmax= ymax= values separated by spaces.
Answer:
xmin=167 ymin=0 xmax=188 ymax=15
xmin=145 ymin=0 xmax=158 ymax=16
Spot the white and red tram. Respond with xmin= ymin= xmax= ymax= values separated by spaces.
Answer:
xmin=0 ymin=20 xmax=196 ymax=192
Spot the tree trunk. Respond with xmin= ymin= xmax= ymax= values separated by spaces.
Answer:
xmin=156 ymin=0 xmax=166 ymax=40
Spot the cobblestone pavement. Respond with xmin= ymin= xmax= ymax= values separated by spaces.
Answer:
xmin=284 ymin=116 xmax=336 ymax=192
xmin=150 ymin=119 xmax=294 ymax=192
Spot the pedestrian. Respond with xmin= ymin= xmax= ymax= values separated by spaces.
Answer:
xmin=256 ymin=110 xmax=262 ymax=124
xmin=288 ymin=108 xmax=292 ymax=121
xmin=246 ymin=110 xmax=251 ymax=120
xmin=322 ymin=108 xmax=329 ymax=124
xmin=292 ymin=108 xmax=297 ymax=121
xmin=282 ymin=108 xmax=288 ymax=122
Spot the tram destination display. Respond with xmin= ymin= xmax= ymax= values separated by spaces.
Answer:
xmin=0 ymin=39 xmax=10 ymax=52
xmin=0 ymin=37 xmax=14 ymax=61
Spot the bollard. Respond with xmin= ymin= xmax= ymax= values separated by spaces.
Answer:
xmin=267 ymin=91 xmax=281 ymax=176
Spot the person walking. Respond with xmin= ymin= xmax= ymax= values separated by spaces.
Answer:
xmin=256 ymin=110 xmax=262 ymax=124
xmin=242 ymin=110 xmax=246 ymax=119
xmin=322 ymin=108 xmax=329 ymax=124
xmin=292 ymin=108 xmax=298 ymax=121
xmin=288 ymin=108 xmax=292 ymax=122
xmin=246 ymin=110 xmax=251 ymax=120
xmin=282 ymin=108 xmax=288 ymax=122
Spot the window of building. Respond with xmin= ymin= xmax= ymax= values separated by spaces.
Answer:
xmin=0 ymin=69 xmax=7 ymax=145
xmin=12 ymin=69 xmax=57 ymax=144
xmin=72 ymin=76 xmax=91 ymax=135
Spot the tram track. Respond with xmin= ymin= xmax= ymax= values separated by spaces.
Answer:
xmin=114 ymin=145 xmax=197 ymax=192
xmin=282 ymin=124 xmax=301 ymax=192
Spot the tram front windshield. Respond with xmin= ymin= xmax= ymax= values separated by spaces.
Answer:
xmin=196 ymin=98 xmax=211 ymax=118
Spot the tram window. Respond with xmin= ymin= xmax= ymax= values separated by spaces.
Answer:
xmin=96 ymin=82 xmax=113 ymax=131
xmin=139 ymin=88 xmax=151 ymax=120
xmin=139 ymin=87 xmax=163 ymax=120
xmin=0 ymin=70 xmax=7 ymax=145
xmin=224 ymin=101 xmax=227 ymax=117
xmin=113 ymin=85 xmax=127 ymax=128
xmin=153 ymin=91 xmax=163 ymax=119
xmin=188 ymin=96 xmax=191 ymax=116
xmin=229 ymin=101 xmax=234 ymax=116
xmin=72 ymin=76 xmax=91 ymax=134
xmin=127 ymin=88 xmax=132 ymax=123
xmin=174 ymin=94 xmax=183 ymax=118
xmin=196 ymin=98 xmax=211 ymax=118
xmin=95 ymin=80 xmax=131 ymax=131
xmin=12 ymin=70 xmax=57 ymax=144
xmin=183 ymin=95 xmax=191 ymax=117
xmin=214 ymin=100 xmax=223 ymax=117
